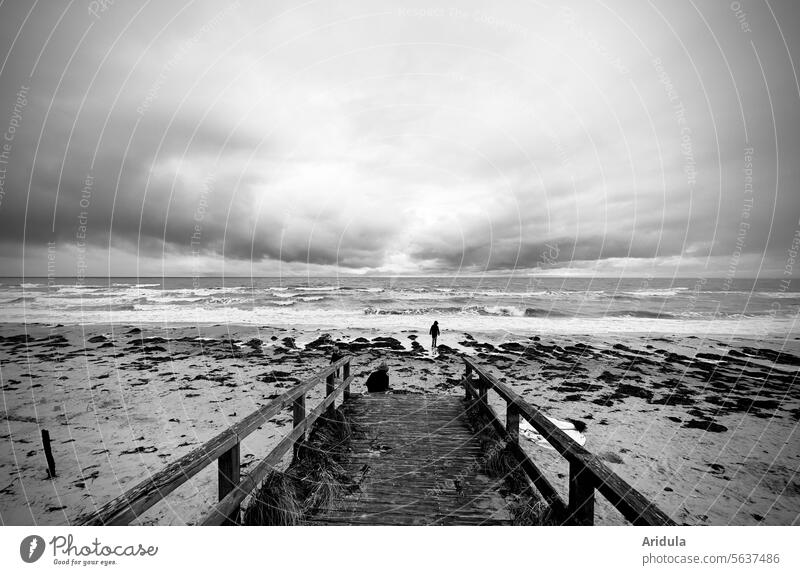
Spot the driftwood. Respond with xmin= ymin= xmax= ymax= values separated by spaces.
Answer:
xmin=41 ymin=429 xmax=56 ymax=478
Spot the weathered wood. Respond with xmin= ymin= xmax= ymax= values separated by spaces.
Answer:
xmin=506 ymin=403 xmax=520 ymax=443
xmin=325 ymin=372 xmax=335 ymax=415
xmin=217 ymin=442 xmax=240 ymax=525
xmin=79 ymin=428 xmax=238 ymax=525
xmin=572 ymin=448 xmax=673 ymax=526
xmin=464 ymin=358 xmax=582 ymax=457
xmin=314 ymin=394 xmax=515 ymax=526
xmin=462 ymin=356 xmax=674 ymax=526
xmin=568 ymin=460 xmax=595 ymax=526
xmin=200 ymin=375 xmax=353 ymax=525
xmin=478 ymin=375 xmax=488 ymax=405
xmin=292 ymin=394 xmax=306 ymax=460
xmin=463 ymin=375 xmax=475 ymax=399
xmin=466 ymin=396 xmax=566 ymax=516
xmin=342 ymin=362 xmax=351 ymax=400
xmin=41 ymin=429 xmax=56 ymax=478
xmin=78 ymin=357 xmax=352 ymax=526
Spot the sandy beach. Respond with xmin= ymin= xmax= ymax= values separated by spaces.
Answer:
xmin=1 ymin=321 xmax=798 ymax=526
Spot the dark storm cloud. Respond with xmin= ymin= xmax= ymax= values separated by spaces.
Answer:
xmin=0 ymin=0 xmax=798 ymax=276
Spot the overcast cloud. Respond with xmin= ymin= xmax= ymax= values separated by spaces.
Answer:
xmin=0 ymin=0 xmax=798 ymax=277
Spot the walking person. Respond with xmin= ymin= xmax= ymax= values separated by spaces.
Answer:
xmin=429 ymin=320 xmax=440 ymax=354
xmin=330 ymin=345 xmax=344 ymax=378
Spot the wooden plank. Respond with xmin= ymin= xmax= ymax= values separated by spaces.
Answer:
xmin=466 ymin=396 xmax=566 ymax=515
xmin=506 ymin=404 xmax=519 ymax=443
xmin=79 ymin=428 xmax=239 ymax=526
xmin=314 ymin=394 xmax=516 ymax=526
xmin=217 ymin=442 xmax=240 ymax=525
xmin=78 ymin=357 xmax=352 ymax=526
xmin=325 ymin=372 xmax=335 ymax=415
xmin=462 ymin=356 xmax=674 ymax=526
xmin=200 ymin=376 xmax=353 ymax=526
xmin=464 ymin=357 xmax=581 ymax=456
xmin=464 ymin=376 xmax=476 ymax=400
xmin=292 ymin=394 xmax=306 ymax=460
xmin=343 ymin=361 xmax=351 ymax=400
xmin=575 ymin=450 xmax=674 ymax=526
xmin=567 ymin=460 xmax=595 ymax=526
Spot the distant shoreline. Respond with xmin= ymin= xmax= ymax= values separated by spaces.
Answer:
xmin=2 ymin=275 xmax=797 ymax=280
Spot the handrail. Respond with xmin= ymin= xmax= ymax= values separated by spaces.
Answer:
xmin=463 ymin=376 xmax=566 ymax=515
xmin=463 ymin=356 xmax=674 ymax=526
xmin=201 ymin=374 xmax=352 ymax=525
xmin=78 ymin=356 xmax=353 ymax=526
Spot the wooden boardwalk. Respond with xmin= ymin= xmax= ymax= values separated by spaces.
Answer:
xmin=78 ymin=355 xmax=674 ymax=527
xmin=313 ymin=394 xmax=513 ymax=525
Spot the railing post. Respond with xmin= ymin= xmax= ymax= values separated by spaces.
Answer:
xmin=342 ymin=359 xmax=351 ymax=400
xmin=464 ymin=362 xmax=473 ymax=399
xmin=567 ymin=460 xmax=595 ymax=526
xmin=217 ymin=441 xmax=241 ymax=525
xmin=506 ymin=402 xmax=519 ymax=443
xmin=326 ymin=371 xmax=335 ymax=415
xmin=478 ymin=375 xmax=488 ymax=405
xmin=292 ymin=394 xmax=306 ymax=459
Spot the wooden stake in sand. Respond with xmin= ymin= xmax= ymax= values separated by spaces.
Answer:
xmin=41 ymin=429 xmax=56 ymax=478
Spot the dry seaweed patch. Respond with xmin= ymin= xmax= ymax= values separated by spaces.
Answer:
xmin=241 ymin=407 xmax=355 ymax=525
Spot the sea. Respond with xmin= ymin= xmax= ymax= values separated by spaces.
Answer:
xmin=1 ymin=277 xmax=798 ymax=337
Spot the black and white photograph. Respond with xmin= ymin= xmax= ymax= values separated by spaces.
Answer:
xmin=0 ymin=0 xmax=799 ymax=571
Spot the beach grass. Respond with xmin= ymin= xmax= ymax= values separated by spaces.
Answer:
xmin=241 ymin=406 xmax=354 ymax=525
xmin=465 ymin=397 xmax=554 ymax=525
xmin=240 ymin=471 xmax=303 ymax=526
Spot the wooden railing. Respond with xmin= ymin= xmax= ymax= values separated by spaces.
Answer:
xmin=462 ymin=357 xmax=674 ymax=526
xmin=78 ymin=356 xmax=353 ymax=526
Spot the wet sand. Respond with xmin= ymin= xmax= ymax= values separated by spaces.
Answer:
xmin=1 ymin=323 xmax=798 ymax=526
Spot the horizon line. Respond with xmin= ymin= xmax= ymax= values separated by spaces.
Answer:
xmin=1 ymin=275 xmax=790 ymax=280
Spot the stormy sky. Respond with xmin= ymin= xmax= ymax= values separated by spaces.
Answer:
xmin=0 ymin=0 xmax=798 ymax=277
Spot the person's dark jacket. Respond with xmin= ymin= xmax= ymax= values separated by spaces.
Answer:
xmin=429 ymin=323 xmax=440 ymax=337
xmin=365 ymin=370 xmax=389 ymax=392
